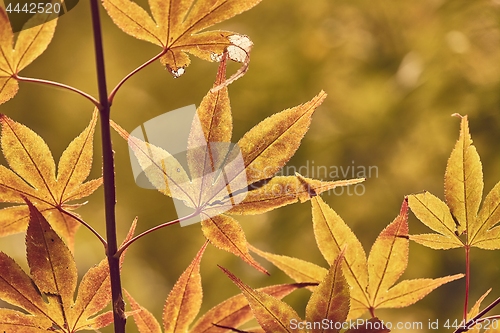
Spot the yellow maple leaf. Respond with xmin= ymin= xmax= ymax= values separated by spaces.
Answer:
xmin=0 ymin=111 xmax=102 ymax=248
xmin=408 ymin=114 xmax=500 ymax=250
xmin=253 ymin=196 xmax=463 ymax=320
xmin=0 ymin=5 xmax=58 ymax=104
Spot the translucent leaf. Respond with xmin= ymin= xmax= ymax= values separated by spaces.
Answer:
xmin=0 ymin=7 xmax=58 ymax=104
xmin=0 ymin=112 xmax=101 ymax=247
xmin=163 ymin=242 xmax=207 ymax=333
xmin=0 ymin=200 xmax=113 ymax=333
xmin=445 ymin=114 xmax=483 ymax=236
xmin=191 ymin=283 xmax=313 ymax=333
xmin=201 ymin=214 xmax=267 ymax=274
xmin=305 ymin=252 xmax=349 ymax=333
xmin=102 ymin=0 xmax=262 ymax=78
xmin=220 ymin=266 xmax=303 ymax=333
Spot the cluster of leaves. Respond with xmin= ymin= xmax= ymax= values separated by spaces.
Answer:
xmin=0 ymin=199 xmax=112 ymax=332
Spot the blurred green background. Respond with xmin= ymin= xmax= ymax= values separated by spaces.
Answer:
xmin=1 ymin=0 xmax=500 ymax=331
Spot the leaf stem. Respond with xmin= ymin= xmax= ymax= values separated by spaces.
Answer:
xmin=454 ymin=296 xmax=500 ymax=333
xmin=61 ymin=209 xmax=107 ymax=248
xmin=13 ymin=74 xmax=101 ymax=108
xmin=89 ymin=1 xmax=125 ymax=333
xmin=464 ymin=245 xmax=470 ymax=321
xmin=115 ymin=211 xmax=199 ymax=258
xmin=108 ymin=50 xmax=166 ymax=105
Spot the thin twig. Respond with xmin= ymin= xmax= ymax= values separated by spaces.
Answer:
xmin=60 ymin=209 xmax=107 ymax=248
xmin=454 ymin=296 xmax=500 ymax=333
xmin=476 ymin=315 xmax=500 ymax=323
xmin=89 ymin=1 xmax=125 ymax=332
xmin=115 ymin=211 xmax=199 ymax=258
xmin=14 ymin=74 xmax=100 ymax=108
xmin=108 ymin=50 xmax=166 ymax=105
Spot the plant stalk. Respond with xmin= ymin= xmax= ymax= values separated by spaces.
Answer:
xmin=464 ymin=245 xmax=470 ymax=322
xmin=89 ymin=1 xmax=125 ymax=332
xmin=14 ymin=74 xmax=100 ymax=108
xmin=115 ymin=211 xmax=199 ymax=258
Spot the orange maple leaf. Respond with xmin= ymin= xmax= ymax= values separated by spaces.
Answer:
xmin=0 ymin=199 xmax=114 ymax=333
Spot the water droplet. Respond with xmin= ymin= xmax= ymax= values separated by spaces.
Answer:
xmin=171 ymin=67 xmax=185 ymax=78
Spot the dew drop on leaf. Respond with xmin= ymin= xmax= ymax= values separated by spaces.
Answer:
xmin=171 ymin=67 xmax=185 ymax=78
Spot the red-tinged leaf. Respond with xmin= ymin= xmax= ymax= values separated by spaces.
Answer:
xmin=0 ymin=7 xmax=58 ymax=104
xmin=69 ymin=258 xmax=110 ymax=331
xmin=25 ymin=198 xmax=77 ymax=321
xmin=367 ymin=198 xmax=409 ymax=305
xmin=201 ymin=214 xmax=268 ymax=274
xmin=163 ymin=241 xmax=207 ymax=333
xmin=0 ymin=253 xmax=50 ymax=317
xmin=220 ymin=266 xmax=303 ymax=333
xmin=445 ymin=114 xmax=483 ymax=236
xmin=101 ymin=0 xmax=262 ymax=78
xmin=125 ymin=290 xmax=162 ymax=333
xmin=311 ymin=196 xmax=369 ymax=318
xmin=0 ymin=200 xmax=113 ymax=333
xmin=250 ymin=244 xmax=327 ymax=286
xmin=344 ymin=318 xmax=390 ymax=333
xmin=0 ymin=112 xmax=101 ymax=247
xmin=305 ymin=252 xmax=349 ymax=333
xmin=84 ymin=311 xmax=114 ymax=331
xmin=191 ymin=283 xmax=314 ymax=333
xmin=374 ymin=274 xmax=463 ymax=309
xmin=309 ymin=197 xmax=458 ymax=319
xmin=0 ymin=308 xmax=51 ymax=333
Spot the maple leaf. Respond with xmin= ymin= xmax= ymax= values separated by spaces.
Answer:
xmin=408 ymin=114 xmax=500 ymax=250
xmin=0 ymin=199 xmax=114 ymax=333
xmin=221 ymin=254 xmax=389 ymax=333
xmin=254 ymin=196 xmax=463 ymax=319
xmin=101 ymin=0 xmax=260 ymax=80
xmin=0 ymin=6 xmax=58 ymax=104
xmin=0 ymin=111 xmax=102 ymax=248
xmin=112 ymin=59 xmax=363 ymax=274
